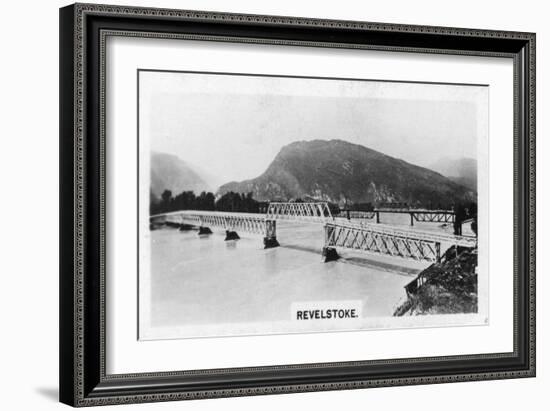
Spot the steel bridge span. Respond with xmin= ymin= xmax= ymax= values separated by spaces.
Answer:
xmin=373 ymin=208 xmax=456 ymax=226
xmin=266 ymin=201 xmax=332 ymax=222
xmin=322 ymin=221 xmax=476 ymax=263
xmin=151 ymin=202 xmax=475 ymax=263
xmin=151 ymin=210 xmax=280 ymax=248
xmin=338 ymin=208 xmax=456 ymax=226
xmin=338 ymin=210 xmax=377 ymax=220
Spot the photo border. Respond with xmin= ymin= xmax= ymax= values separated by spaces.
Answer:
xmin=136 ymin=68 xmax=489 ymax=341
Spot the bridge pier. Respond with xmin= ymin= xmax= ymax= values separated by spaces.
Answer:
xmin=264 ymin=237 xmax=280 ymax=248
xmin=225 ymin=230 xmax=240 ymax=241
xmin=263 ymin=219 xmax=280 ymax=249
xmin=322 ymin=221 xmax=448 ymax=262
xmin=198 ymin=226 xmax=213 ymax=235
xmin=322 ymin=247 xmax=340 ymax=262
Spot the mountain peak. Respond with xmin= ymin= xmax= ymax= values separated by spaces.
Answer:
xmin=150 ymin=151 xmax=211 ymax=198
xmin=280 ymin=139 xmax=379 ymax=152
xmin=218 ymin=139 xmax=474 ymax=207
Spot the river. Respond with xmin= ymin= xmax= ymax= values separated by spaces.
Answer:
xmin=143 ymin=215 xmax=448 ymax=339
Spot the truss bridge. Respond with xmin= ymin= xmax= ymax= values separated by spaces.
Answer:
xmin=339 ymin=210 xmax=377 ymax=220
xmin=323 ymin=221 xmax=443 ymax=262
xmin=354 ymin=222 xmax=477 ymax=248
xmin=151 ymin=211 xmax=279 ymax=248
xmin=151 ymin=202 xmax=475 ymax=263
xmin=266 ymin=202 xmax=333 ymax=223
xmin=374 ymin=208 xmax=456 ymax=226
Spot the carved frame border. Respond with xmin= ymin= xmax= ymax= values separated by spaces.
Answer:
xmin=60 ymin=3 xmax=535 ymax=407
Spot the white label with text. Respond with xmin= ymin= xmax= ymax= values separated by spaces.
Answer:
xmin=291 ymin=300 xmax=363 ymax=321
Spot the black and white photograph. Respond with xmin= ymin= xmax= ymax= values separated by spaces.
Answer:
xmin=139 ymin=70 xmax=487 ymax=340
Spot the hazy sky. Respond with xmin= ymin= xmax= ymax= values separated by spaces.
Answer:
xmin=140 ymin=71 xmax=487 ymax=187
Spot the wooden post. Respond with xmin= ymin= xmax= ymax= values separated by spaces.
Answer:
xmin=410 ymin=213 xmax=414 ymax=226
xmin=376 ymin=211 xmax=380 ymax=224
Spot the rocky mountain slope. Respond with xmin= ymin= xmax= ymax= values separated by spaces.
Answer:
xmin=150 ymin=152 xmax=210 ymax=199
xmin=218 ymin=139 xmax=475 ymax=207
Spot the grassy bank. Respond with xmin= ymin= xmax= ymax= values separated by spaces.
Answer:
xmin=394 ymin=246 xmax=477 ymax=316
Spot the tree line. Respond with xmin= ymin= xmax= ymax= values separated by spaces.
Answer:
xmin=150 ymin=189 xmax=264 ymax=215
xmin=151 ymin=189 xmax=477 ymax=236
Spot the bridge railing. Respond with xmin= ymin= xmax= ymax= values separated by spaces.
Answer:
xmin=324 ymin=221 xmax=442 ymax=262
xmin=151 ymin=210 xmax=264 ymax=220
xmin=153 ymin=210 xmax=269 ymax=235
xmin=185 ymin=213 xmax=267 ymax=234
xmin=348 ymin=220 xmax=476 ymax=248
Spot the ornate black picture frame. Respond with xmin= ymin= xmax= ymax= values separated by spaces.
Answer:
xmin=59 ymin=3 xmax=535 ymax=407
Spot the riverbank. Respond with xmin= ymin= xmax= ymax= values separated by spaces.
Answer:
xmin=393 ymin=247 xmax=478 ymax=316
